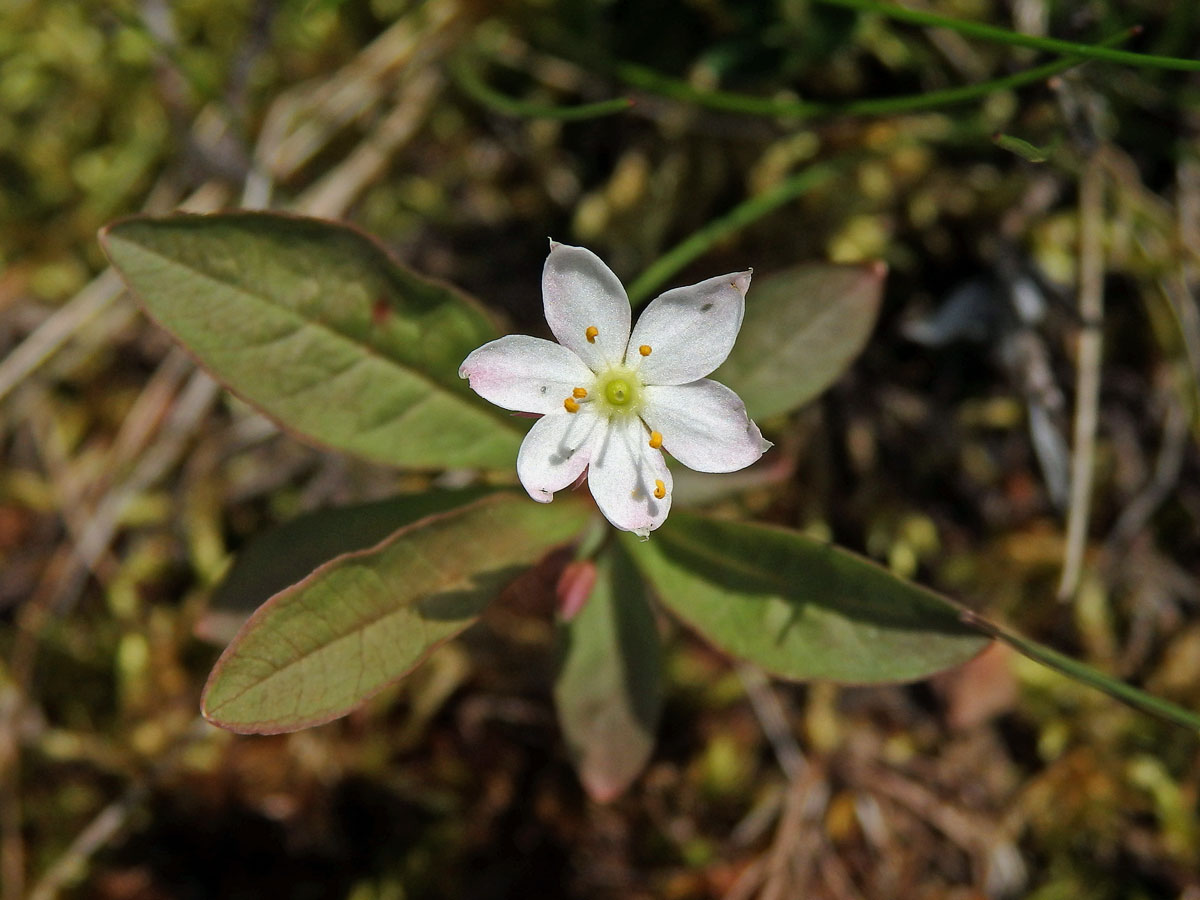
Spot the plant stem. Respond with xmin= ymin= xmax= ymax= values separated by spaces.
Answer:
xmin=450 ymin=54 xmax=633 ymax=120
xmin=617 ymin=27 xmax=1136 ymax=119
xmin=627 ymin=163 xmax=840 ymax=305
xmin=816 ymin=0 xmax=1200 ymax=71
xmin=617 ymin=62 xmax=822 ymax=116
xmin=959 ymin=609 xmax=1200 ymax=732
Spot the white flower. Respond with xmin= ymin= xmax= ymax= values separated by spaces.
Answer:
xmin=459 ymin=242 xmax=771 ymax=537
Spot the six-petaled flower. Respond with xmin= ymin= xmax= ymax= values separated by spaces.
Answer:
xmin=459 ymin=242 xmax=770 ymax=537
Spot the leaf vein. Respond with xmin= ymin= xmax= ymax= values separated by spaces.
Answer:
xmin=119 ymin=237 xmax=517 ymax=434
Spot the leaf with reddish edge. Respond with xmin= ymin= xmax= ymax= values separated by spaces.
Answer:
xmin=714 ymin=262 xmax=886 ymax=420
xmin=100 ymin=212 xmax=524 ymax=469
xmin=554 ymin=545 xmax=662 ymax=802
xmin=622 ymin=511 xmax=988 ymax=683
xmin=197 ymin=487 xmax=498 ymax=646
xmin=202 ymin=492 xmax=593 ymax=734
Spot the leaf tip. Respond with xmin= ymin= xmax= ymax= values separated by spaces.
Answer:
xmin=96 ymin=220 xmax=120 ymax=258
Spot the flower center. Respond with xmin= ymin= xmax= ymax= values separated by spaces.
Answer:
xmin=592 ymin=366 xmax=643 ymax=416
xmin=562 ymin=367 xmax=646 ymax=418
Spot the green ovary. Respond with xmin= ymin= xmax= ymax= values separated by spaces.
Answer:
xmin=596 ymin=368 xmax=643 ymax=415
xmin=605 ymin=378 xmax=633 ymax=405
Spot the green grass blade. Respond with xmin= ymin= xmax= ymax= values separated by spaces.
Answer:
xmin=626 ymin=163 xmax=842 ymax=305
xmin=451 ymin=55 xmax=633 ymax=121
xmin=617 ymin=62 xmax=823 ymax=117
xmin=617 ymin=27 xmax=1136 ymax=119
xmin=817 ymin=0 xmax=1200 ymax=71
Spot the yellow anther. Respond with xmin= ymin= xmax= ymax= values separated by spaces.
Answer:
xmin=653 ymin=479 xmax=667 ymax=500
xmin=639 ymin=344 xmax=652 ymax=356
xmin=585 ymin=326 xmax=599 ymax=343
xmin=572 ymin=387 xmax=588 ymax=399
xmin=564 ymin=397 xmax=580 ymax=413
xmin=648 ymin=431 xmax=663 ymax=449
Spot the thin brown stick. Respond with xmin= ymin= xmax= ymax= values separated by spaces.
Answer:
xmin=297 ymin=68 xmax=444 ymax=218
xmin=0 ymin=270 xmax=123 ymax=406
xmin=1058 ymin=151 xmax=1107 ymax=602
xmin=1107 ymin=393 xmax=1189 ymax=549
xmin=737 ymin=664 xmax=807 ymax=781
xmin=761 ymin=775 xmax=824 ymax=900
xmin=0 ymin=689 xmax=24 ymax=900
xmin=26 ymin=784 xmax=150 ymax=900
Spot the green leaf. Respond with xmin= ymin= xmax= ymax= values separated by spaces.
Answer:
xmin=554 ymin=545 xmax=663 ymax=802
xmin=198 ymin=487 xmax=498 ymax=646
xmin=622 ymin=511 xmax=987 ymax=683
xmin=993 ymin=132 xmax=1050 ymax=163
xmin=100 ymin=212 xmax=524 ymax=469
xmin=202 ymin=492 xmax=592 ymax=733
xmin=715 ymin=262 xmax=885 ymax=421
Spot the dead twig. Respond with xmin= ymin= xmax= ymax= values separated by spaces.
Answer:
xmin=296 ymin=68 xmax=445 ymax=218
xmin=1058 ymin=151 xmax=1107 ymax=602
xmin=25 ymin=784 xmax=150 ymax=900
xmin=25 ymin=717 xmax=211 ymax=900
xmin=261 ymin=0 xmax=463 ymax=181
xmin=0 ymin=270 xmax=124 ymax=407
xmin=722 ymin=768 xmax=831 ymax=900
xmin=724 ymin=667 xmax=830 ymax=900
xmin=737 ymin=664 xmax=807 ymax=782
xmin=863 ymin=765 xmax=1019 ymax=892
xmin=1107 ymin=390 xmax=1189 ymax=550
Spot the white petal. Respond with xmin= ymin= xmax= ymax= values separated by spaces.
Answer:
xmin=629 ymin=271 xmax=751 ymax=385
xmin=586 ymin=415 xmax=671 ymax=537
xmin=642 ymin=379 xmax=771 ymax=473
xmin=517 ymin=408 xmax=603 ymax=502
xmin=543 ymin=242 xmax=631 ymax=372
xmin=460 ymin=335 xmax=594 ymax=415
